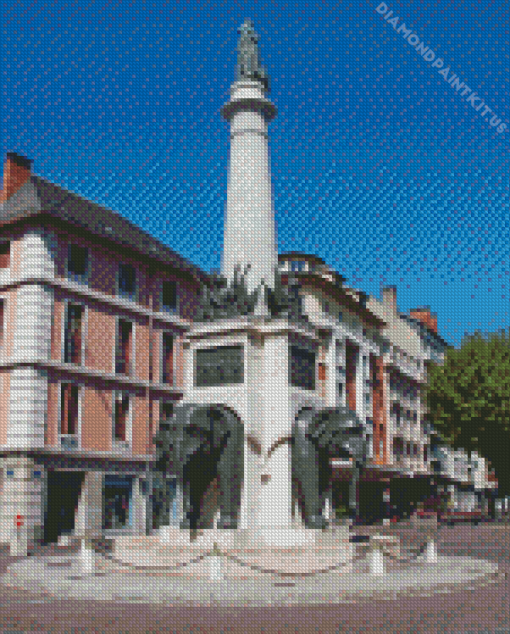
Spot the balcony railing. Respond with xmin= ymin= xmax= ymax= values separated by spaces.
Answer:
xmin=59 ymin=434 xmax=79 ymax=449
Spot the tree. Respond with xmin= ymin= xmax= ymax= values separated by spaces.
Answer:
xmin=424 ymin=328 xmax=510 ymax=498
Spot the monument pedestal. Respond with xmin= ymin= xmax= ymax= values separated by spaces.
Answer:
xmin=113 ymin=525 xmax=353 ymax=578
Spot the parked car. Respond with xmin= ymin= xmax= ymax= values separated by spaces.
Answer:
xmin=438 ymin=510 xmax=490 ymax=526
xmin=416 ymin=510 xmax=438 ymax=520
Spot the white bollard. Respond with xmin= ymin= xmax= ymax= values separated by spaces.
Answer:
xmin=209 ymin=555 xmax=224 ymax=581
xmin=425 ymin=537 xmax=438 ymax=563
xmin=159 ymin=526 xmax=171 ymax=544
xmin=369 ymin=541 xmax=385 ymax=575
xmin=209 ymin=542 xmax=224 ymax=581
xmin=10 ymin=526 xmax=28 ymax=557
xmin=80 ymin=539 xmax=95 ymax=574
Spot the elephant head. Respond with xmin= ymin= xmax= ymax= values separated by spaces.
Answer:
xmin=308 ymin=406 xmax=366 ymax=455
xmin=292 ymin=406 xmax=367 ymax=528
xmin=153 ymin=403 xmax=243 ymax=530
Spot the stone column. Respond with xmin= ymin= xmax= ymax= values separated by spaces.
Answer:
xmin=131 ymin=476 xmax=146 ymax=534
xmin=75 ymin=471 xmax=103 ymax=538
xmin=257 ymin=333 xmax=292 ymax=530
xmin=220 ymin=79 xmax=278 ymax=297
xmin=1 ymin=456 xmax=45 ymax=548
xmin=325 ymin=335 xmax=336 ymax=408
xmin=355 ymin=347 xmax=364 ymax=420
xmin=171 ymin=479 xmax=183 ymax=527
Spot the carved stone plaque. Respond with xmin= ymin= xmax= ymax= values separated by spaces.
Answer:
xmin=194 ymin=345 xmax=244 ymax=387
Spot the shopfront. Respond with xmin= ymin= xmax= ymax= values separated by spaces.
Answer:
xmin=103 ymin=474 xmax=134 ymax=530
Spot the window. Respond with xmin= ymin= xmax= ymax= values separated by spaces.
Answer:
xmin=324 ymin=301 xmax=330 ymax=314
xmin=289 ymin=345 xmax=316 ymax=391
xmin=0 ymin=242 xmax=10 ymax=269
xmin=162 ymin=280 xmax=178 ymax=313
xmin=161 ymin=332 xmax=174 ymax=384
xmin=424 ymin=446 xmax=428 ymax=462
xmin=392 ymin=403 xmax=401 ymax=427
xmin=291 ymin=260 xmax=305 ymax=272
xmin=113 ymin=392 xmax=129 ymax=443
xmin=115 ymin=319 xmax=133 ymax=375
xmin=160 ymin=401 xmax=174 ymax=427
xmin=195 ymin=345 xmax=244 ymax=387
xmin=64 ymin=303 xmax=84 ymax=364
xmin=0 ymin=298 xmax=4 ymax=347
xmin=60 ymin=383 xmax=79 ymax=436
xmin=67 ymin=244 xmax=88 ymax=281
xmin=118 ymin=263 xmax=136 ymax=300
xmin=338 ymin=311 xmax=343 ymax=322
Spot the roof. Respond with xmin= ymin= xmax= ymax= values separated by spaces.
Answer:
xmin=278 ymin=252 xmax=327 ymax=266
xmin=0 ymin=174 xmax=210 ymax=284
xmin=399 ymin=312 xmax=451 ymax=349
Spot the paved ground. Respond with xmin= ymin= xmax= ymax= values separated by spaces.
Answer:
xmin=0 ymin=522 xmax=508 ymax=633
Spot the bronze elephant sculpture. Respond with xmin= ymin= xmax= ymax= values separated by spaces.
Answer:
xmin=292 ymin=405 xmax=367 ymax=528
xmin=153 ymin=403 xmax=244 ymax=530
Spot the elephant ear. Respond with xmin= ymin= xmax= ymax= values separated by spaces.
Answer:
xmin=208 ymin=405 xmax=228 ymax=449
xmin=307 ymin=410 xmax=337 ymax=449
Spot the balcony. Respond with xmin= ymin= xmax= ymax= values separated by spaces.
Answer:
xmin=112 ymin=440 xmax=130 ymax=453
xmin=59 ymin=434 xmax=79 ymax=450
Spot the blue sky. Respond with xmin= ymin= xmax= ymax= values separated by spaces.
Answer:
xmin=2 ymin=0 xmax=509 ymax=349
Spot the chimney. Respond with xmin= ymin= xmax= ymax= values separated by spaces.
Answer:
xmin=0 ymin=152 xmax=33 ymax=203
xmin=382 ymin=285 xmax=397 ymax=312
xmin=410 ymin=307 xmax=438 ymax=335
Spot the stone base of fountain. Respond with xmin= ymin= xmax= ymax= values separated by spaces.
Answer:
xmin=111 ymin=526 xmax=353 ymax=577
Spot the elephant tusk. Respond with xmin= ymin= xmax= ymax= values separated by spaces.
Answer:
xmin=267 ymin=435 xmax=292 ymax=458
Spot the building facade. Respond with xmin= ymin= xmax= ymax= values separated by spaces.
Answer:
xmin=0 ymin=152 xmax=208 ymax=546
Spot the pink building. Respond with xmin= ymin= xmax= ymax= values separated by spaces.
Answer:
xmin=0 ymin=152 xmax=209 ymax=545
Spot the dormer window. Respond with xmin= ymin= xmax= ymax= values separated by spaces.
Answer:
xmin=0 ymin=242 xmax=10 ymax=269
xmin=118 ymin=263 xmax=136 ymax=300
xmin=67 ymin=244 xmax=88 ymax=282
xmin=162 ymin=280 xmax=178 ymax=313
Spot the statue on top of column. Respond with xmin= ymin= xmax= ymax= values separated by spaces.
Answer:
xmin=236 ymin=18 xmax=270 ymax=92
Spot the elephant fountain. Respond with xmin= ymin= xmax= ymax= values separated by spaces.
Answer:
xmin=153 ymin=403 xmax=244 ymax=531
xmin=292 ymin=405 xmax=368 ymax=528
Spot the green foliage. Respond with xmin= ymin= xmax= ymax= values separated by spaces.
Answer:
xmin=424 ymin=328 xmax=510 ymax=496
